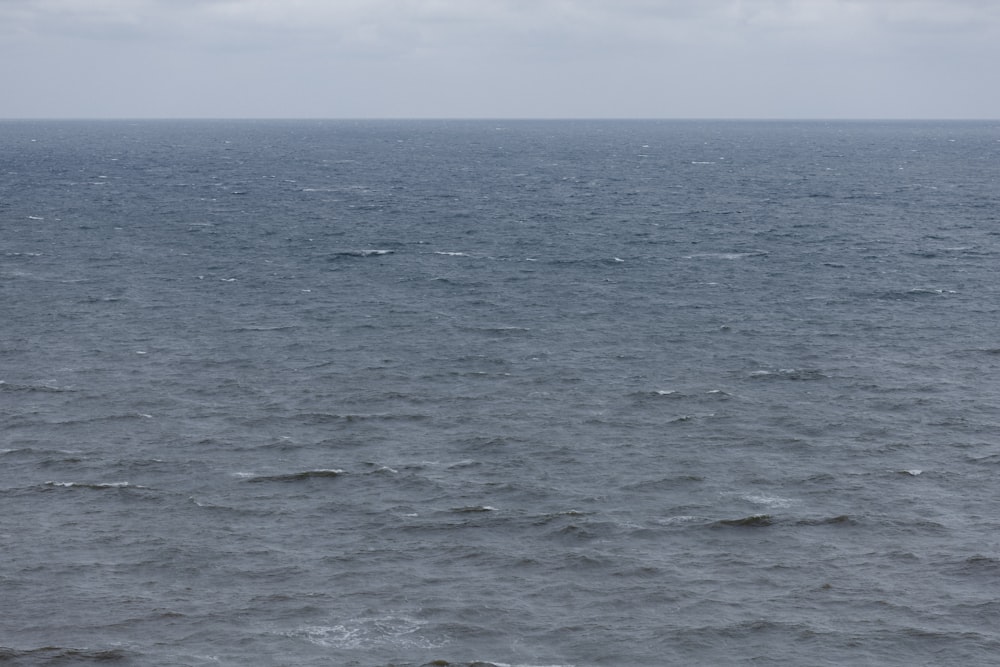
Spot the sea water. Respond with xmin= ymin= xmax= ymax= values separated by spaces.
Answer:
xmin=2 ymin=119 xmax=1000 ymax=666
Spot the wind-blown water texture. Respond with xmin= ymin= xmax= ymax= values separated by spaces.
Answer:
xmin=2 ymin=119 xmax=1000 ymax=666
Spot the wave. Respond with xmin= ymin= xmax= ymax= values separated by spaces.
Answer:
xmin=450 ymin=505 xmax=498 ymax=513
xmin=629 ymin=389 xmax=731 ymax=404
xmin=656 ymin=515 xmax=705 ymax=526
xmin=329 ymin=249 xmax=395 ymax=259
xmin=870 ymin=287 xmax=956 ymax=300
xmin=748 ymin=368 xmax=827 ymax=381
xmin=0 ymin=381 xmax=75 ymax=393
xmin=460 ymin=325 xmax=532 ymax=336
xmin=415 ymin=662 xmax=577 ymax=667
xmin=246 ymin=469 xmax=344 ymax=483
xmin=712 ymin=514 xmax=773 ymax=527
xmin=660 ymin=513 xmax=852 ymax=528
xmin=44 ymin=481 xmax=141 ymax=490
xmin=49 ymin=412 xmax=155 ymax=426
xmin=2 ymin=447 xmax=85 ymax=460
xmin=683 ymin=251 xmax=768 ymax=260
xmin=954 ymin=555 xmax=1000 ymax=573
xmin=739 ymin=493 xmax=793 ymax=508
xmin=628 ymin=389 xmax=685 ymax=399
xmin=621 ymin=475 xmax=705 ymax=492
xmin=794 ymin=514 xmax=853 ymax=526
xmin=0 ymin=647 xmax=132 ymax=662
xmin=287 ymin=614 xmax=440 ymax=650
xmin=228 ymin=324 xmax=300 ymax=333
xmin=244 ymin=412 xmax=429 ymax=428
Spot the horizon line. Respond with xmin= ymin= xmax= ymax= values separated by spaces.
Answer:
xmin=2 ymin=116 xmax=998 ymax=123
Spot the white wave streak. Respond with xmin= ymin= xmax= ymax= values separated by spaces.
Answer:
xmin=45 ymin=481 xmax=139 ymax=489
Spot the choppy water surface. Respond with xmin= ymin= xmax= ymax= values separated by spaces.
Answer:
xmin=3 ymin=119 xmax=1000 ymax=666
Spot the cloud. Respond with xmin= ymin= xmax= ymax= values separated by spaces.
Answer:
xmin=5 ymin=1 xmax=999 ymax=50
xmin=1 ymin=0 xmax=998 ymax=117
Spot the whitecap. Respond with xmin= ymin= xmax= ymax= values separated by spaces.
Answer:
xmin=685 ymin=251 xmax=767 ymax=260
xmin=657 ymin=515 xmax=702 ymax=525
xmin=289 ymin=615 xmax=439 ymax=650
xmin=45 ymin=481 xmax=138 ymax=489
xmin=742 ymin=493 xmax=793 ymax=508
xmin=294 ymin=624 xmax=359 ymax=648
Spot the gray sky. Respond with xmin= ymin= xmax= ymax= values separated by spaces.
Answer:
xmin=1 ymin=0 xmax=998 ymax=119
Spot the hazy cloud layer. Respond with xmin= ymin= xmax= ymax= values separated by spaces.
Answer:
xmin=2 ymin=0 xmax=998 ymax=118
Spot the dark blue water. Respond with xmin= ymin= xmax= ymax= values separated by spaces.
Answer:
xmin=3 ymin=119 xmax=1000 ymax=666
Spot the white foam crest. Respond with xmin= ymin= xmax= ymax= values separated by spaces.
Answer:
xmin=294 ymin=624 xmax=359 ymax=648
xmin=685 ymin=251 xmax=766 ymax=260
xmin=434 ymin=251 xmax=470 ymax=257
xmin=289 ymin=615 xmax=439 ymax=650
xmin=657 ymin=515 xmax=702 ymax=525
xmin=45 ymin=481 xmax=137 ymax=489
xmin=741 ymin=493 xmax=793 ymax=508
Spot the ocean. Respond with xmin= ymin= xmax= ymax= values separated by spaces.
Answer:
xmin=2 ymin=118 xmax=999 ymax=666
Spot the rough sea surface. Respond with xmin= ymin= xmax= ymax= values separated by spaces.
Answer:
xmin=3 ymin=119 xmax=1000 ymax=666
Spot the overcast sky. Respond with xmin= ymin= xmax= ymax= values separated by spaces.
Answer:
xmin=1 ymin=0 xmax=998 ymax=119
